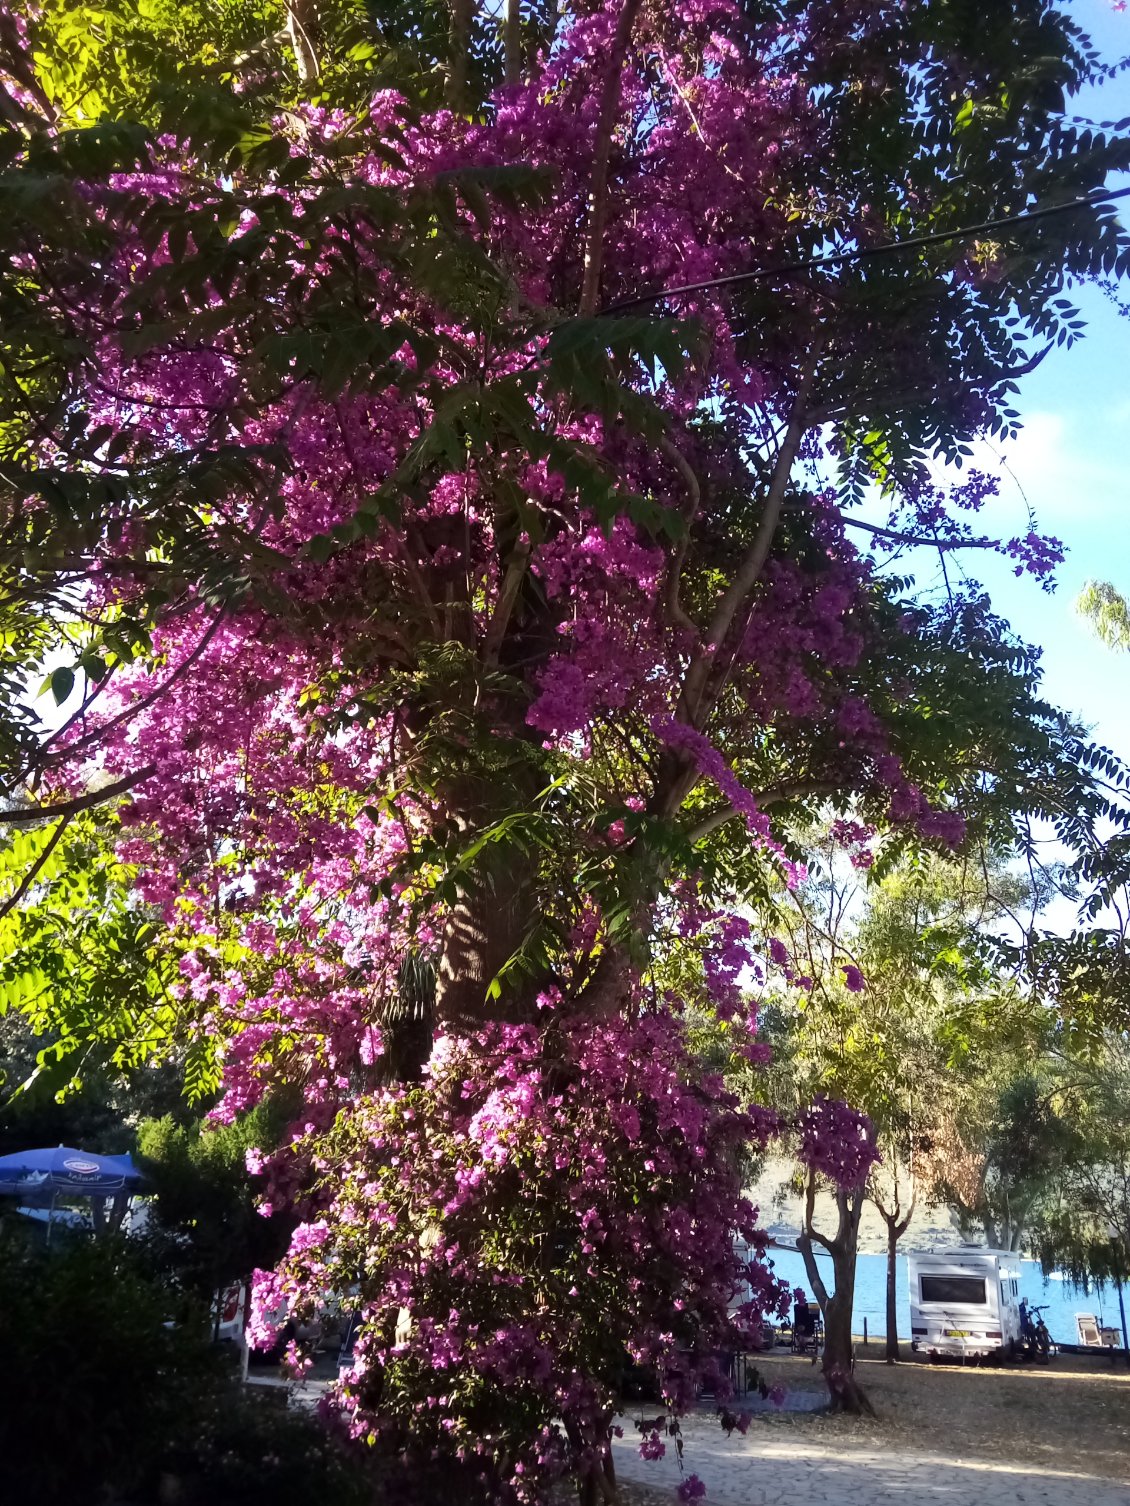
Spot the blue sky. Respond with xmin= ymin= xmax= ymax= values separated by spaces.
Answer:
xmin=961 ymin=282 xmax=1129 ymax=757
xmin=884 ymin=2 xmax=1130 ymax=761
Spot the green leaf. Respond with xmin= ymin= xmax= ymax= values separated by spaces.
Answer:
xmin=50 ymin=666 xmax=75 ymax=705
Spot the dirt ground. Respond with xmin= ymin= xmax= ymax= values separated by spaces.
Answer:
xmin=618 ymin=1483 xmax=677 ymax=1506
xmin=704 ymin=1349 xmax=1130 ymax=1484
xmin=612 ymin=1348 xmax=1130 ymax=1503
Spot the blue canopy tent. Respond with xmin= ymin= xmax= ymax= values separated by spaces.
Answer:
xmin=0 ymin=1146 xmax=145 ymax=1242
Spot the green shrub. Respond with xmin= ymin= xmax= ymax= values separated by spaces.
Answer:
xmin=173 ymin=1391 xmax=372 ymax=1506
xmin=0 ymin=1236 xmax=373 ymax=1505
xmin=136 ymin=1103 xmax=293 ymax=1304
xmin=0 ymin=1236 xmax=225 ymax=1503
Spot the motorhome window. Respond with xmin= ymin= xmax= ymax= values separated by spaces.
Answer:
xmin=920 ymin=1275 xmax=987 ymax=1304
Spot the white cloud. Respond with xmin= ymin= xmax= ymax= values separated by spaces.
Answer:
xmin=967 ymin=409 xmax=1127 ymax=530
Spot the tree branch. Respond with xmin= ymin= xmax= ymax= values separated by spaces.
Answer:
xmin=833 ymin=1185 xmax=850 ymax=1248
xmin=686 ymin=781 xmax=838 ymax=843
xmin=505 ymin=0 xmax=522 ymax=86
xmin=578 ymin=0 xmax=644 ymax=316
xmin=602 ymin=189 xmax=1130 ymax=314
xmin=0 ymin=78 xmax=44 ymax=129
xmin=798 ymin=1171 xmax=833 ymax=1306
xmin=227 ymin=29 xmax=291 ymax=73
xmin=896 ymin=1189 xmax=917 ymax=1240
xmin=446 ymin=0 xmax=477 ymax=111
xmin=0 ymin=12 xmax=59 ymax=126
xmin=679 ymin=341 xmax=822 ymax=725
xmin=800 ymin=1168 xmax=834 ymax=1251
xmin=842 ymin=517 xmax=998 ymax=552
xmin=334 ymin=404 xmax=440 ymax=636
xmin=285 ymin=0 xmax=319 ymax=81
xmin=482 ymin=537 xmax=531 ymax=667
xmin=657 ymin=437 xmax=700 ymax=634
xmin=0 ymin=766 xmax=157 ymax=826
xmin=40 ymin=608 xmax=226 ymax=770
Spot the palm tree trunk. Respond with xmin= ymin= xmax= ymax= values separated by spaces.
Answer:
xmin=446 ymin=0 xmax=476 ymax=110
xmin=505 ymin=0 xmax=522 ymax=85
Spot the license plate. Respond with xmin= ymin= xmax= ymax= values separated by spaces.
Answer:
xmin=945 ymin=1329 xmax=969 ymax=1338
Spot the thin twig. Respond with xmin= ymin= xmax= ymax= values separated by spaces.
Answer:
xmin=42 ymin=611 xmax=226 ymax=768
xmin=658 ymin=436 xmax=700 ymax=634
xmin=0 ymin=816 xmax=71 ymax=923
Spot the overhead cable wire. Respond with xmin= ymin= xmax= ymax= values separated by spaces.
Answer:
xmin=602 ymin=184 xmax=1130 ymax=314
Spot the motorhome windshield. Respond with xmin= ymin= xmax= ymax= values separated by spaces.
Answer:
xmin=919 ymin=1275 xmax=987 ymax=1305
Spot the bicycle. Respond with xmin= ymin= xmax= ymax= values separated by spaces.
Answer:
xmin=1019 ymin=1299 xmax=1052 ymax=1362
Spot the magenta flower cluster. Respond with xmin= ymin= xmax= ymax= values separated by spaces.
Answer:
xmin=796 ymin=1096 xmax=880 ymax=1190
xmin=253 ymin=1010 xmax=791 ymax=1503
xmin=0 ymin=0 xmax=1057 ymax=1498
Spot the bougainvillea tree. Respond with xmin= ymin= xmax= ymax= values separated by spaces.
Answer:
xmin=2 ymin=0 xmax=1130 ymax=1495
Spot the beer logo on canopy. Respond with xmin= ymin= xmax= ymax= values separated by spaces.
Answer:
xmin=63 ymin=1157 xmax=102 ymax=1176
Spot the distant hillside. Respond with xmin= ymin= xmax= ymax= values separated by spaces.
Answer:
xmin=747 ymin=1156 xmax=976 ymax=1257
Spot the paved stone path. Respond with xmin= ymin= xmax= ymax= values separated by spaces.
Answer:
xmin=270 ymin=1374 xmax=1130 ymax=1502
xmin=612 ymin=1412 xmax=1130 ymax=1505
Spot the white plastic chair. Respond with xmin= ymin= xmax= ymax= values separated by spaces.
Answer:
xmin=1075 ymin=1313 xmax=1101 ymax=1346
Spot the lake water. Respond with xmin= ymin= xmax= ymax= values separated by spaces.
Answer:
xmin=762 ymin=1246 xmax=1128 ymax=1348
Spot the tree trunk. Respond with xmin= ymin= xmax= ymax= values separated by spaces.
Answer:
xmin=798 ymin=1178 xmax=875 ymax=1415
xmin=821 ymin=1279 xmax=862 ymax=1411
xmin=811 ymin=1238 xmax=874 ymax=1414
xmin=446 ymin=0 xmax=476 ymax=110
xmin=434 ymin=846 xmax=540 ymax=1028
xmin=568 ymin=1416 xmax=618 ymax=1506
xmin=505 ymin=0 xmax=522 ymax=86
xmin=885 ymin=1220 xmax=900 ymax=1362
xmin=872 ymin=1184 xmax=915 ymax=1363
xmin=411 ymin=699 xmax=548 ymax=1033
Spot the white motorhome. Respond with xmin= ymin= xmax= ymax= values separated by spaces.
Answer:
xmin=908 ymin=1248 xmax=1023 ymax=1359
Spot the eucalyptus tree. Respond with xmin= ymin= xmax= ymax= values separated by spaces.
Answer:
xmin=767 ymin=838 xmax=1076 ymax=1364
xmin=1029 ymin=1032 xmax=1130 ymax=1301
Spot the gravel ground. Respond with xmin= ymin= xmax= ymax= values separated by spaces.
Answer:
xmin=619 ymin=1484 xmax=676 ymax=1506
xmin=611 ymin=1349 xmax=1130 ymax=1505
xmin=745 ymin=1350 xmax=1130 ymax=1482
